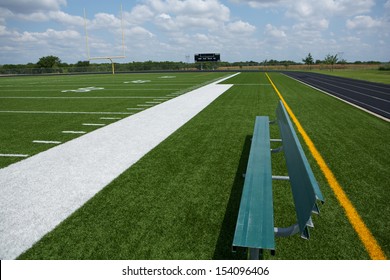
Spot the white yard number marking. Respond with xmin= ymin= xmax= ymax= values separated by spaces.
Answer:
xmin=159 ymin=76 xmax=176 ymax=79
xmin=61 ymin=87 xmax=104 ymax=93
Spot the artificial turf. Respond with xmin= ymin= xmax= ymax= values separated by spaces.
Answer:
xmin=312 ymin=69 xmax=390 ymax=84
xmin=17 ymin=72 xmax=388 ymax=259
xmin=0 ymin=72 xmax=227 ymax=168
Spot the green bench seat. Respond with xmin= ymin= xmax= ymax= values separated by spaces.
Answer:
xmin=232 ymin=116 xmax=275 ymax=257
xmin=233 ymin=101 xmax=324 ymax=259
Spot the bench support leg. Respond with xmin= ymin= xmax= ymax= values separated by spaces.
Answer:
xmin=274 ymin=223 xmax=300 ymax=237
xmin=249 ymin=248 xmax=263 ymax=260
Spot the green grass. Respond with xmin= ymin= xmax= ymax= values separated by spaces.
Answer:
xmin=267 ymin=73 xmax=390 ymax=258
xmin=16 ymin=72 xmax=389 ymax=260
xmin=312 ymin=69 xmax=390 ymax=84
xmin=0 ymin=72 xmax=227 ymax=168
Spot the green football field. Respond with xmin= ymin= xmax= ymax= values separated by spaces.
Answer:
xmin=1 ymin=72 xmax=389 ymax=259
xmin=0 ymin=72 xmax=227 ymax=168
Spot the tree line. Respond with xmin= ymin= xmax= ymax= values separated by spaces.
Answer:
xmin=0 ymin=55 xmax=386 ymax=74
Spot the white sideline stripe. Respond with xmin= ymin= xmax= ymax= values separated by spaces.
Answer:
xmin=33 ymin=140 xmax=62 ymax=144
xmin=62 ymin=131 xmax=86 ymax=134
xmin=137 ymin=104 xmax=153 ymax=107
xmin=0 ymin=111 xmax=132 ymax=115
xmin=0 ymin=154 xmax=29 ymax=158
xmin=146 ymin=101 xmax=161 ymax=104
xmin=82 ymin=123 xmax=106 ymax=126
xmin=100 ymin=117 xmax=121 ymax=120
xmin=0 ymin=72 xmax=240 ymax=260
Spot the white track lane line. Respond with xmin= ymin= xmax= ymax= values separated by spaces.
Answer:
xmin=0 ymin=72 xmax=240 ymax=260
xmin=283 ymin=73 xmax=390 ymax=122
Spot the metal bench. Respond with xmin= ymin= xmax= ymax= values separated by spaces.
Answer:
xmin=232 ymin=101 xmax=325 ymax=259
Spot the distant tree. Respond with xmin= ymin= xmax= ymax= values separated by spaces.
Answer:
xmin=37 ymin=55 xmax=61 ymax=68
xmin=302 ymin=53 xmax=314 ymax=69
xmin=337 ymin=59 xmax=347 ymax=64
xmin=76 ymin=60 xmax=90 ymax=67
xmin=324 ymin=54 xmax=338 ymax=71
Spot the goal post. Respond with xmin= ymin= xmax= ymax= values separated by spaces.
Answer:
xmin=83 ymin=4 xmax=126 ymax=74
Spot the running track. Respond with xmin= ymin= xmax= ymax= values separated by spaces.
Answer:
xmin=283 ymin=72 xmax=390 ymax=120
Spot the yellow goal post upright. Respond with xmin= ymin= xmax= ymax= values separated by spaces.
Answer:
xmin=84 ymin=4 xmax=126 ymax=74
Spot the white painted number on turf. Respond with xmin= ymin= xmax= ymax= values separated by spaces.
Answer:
xmin=61 ymin=87 xmax=104 ymax=93
xmin=159 ymin=76 xmax=176 ymax=79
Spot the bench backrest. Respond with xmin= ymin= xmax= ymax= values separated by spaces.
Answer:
xmin=276 ymin=101 xmax=324 ymax=238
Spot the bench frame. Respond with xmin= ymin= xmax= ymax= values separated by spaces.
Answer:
xmin=232 ymin=101 xmax=324 ymax=259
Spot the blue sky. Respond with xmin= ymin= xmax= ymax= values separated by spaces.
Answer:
xmin=0 ymin=0 xmax=389 ymax=64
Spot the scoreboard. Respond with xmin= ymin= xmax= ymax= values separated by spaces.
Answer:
xmin=194 ymin=53 xmax=221 ymax=62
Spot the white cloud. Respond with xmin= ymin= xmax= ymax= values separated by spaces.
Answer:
xmin=292 ymin=18 xmax=329 ymax=32
xmin=0 ymin=0 xmax=66 ymax=14
xmin=346 ymin=15 xmax=382 ymax=29
xmin=0 ymin=25 xmax=8 ymax=35
xmin=0 ymin=7 xmax=13 ymax=22
xmin=0 ymin=1 xmax=82 ymax=26
xmin=234 ymin=0 xmax=375 ymax=17
xmin=139 ymin=0 xmax=231 ymax=30
xmin=48 ymin=11 xmax=84 ymax=26
xmin=125 ymin=5 xmax=155 ymax=24
xmin=146 ymin=0 xmax=230 ymax=20
xmin=0 ymin=0 xmax=388 ymax=63
xmin=227 ymin=20 xmax=256 ymax=34
xmin=128 ymin=26 xmax=154 ymax=38
xmin=12 ymin=28 xmax=80 ymax=42
xmin=155 ymin=13 xmax=176 ymax=30
xmin=230 ymin=0 xmax=287 ymax=8
xmin=90 ymin=13 xmax=122 ymax=29
xmin=265 ymin=24 xmax=286 ymax=38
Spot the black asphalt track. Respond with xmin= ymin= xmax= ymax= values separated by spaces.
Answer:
xmin=282 ymin=72 xmax=390 ymax=120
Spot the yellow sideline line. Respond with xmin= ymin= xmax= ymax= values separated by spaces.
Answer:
xmin=265 ymin=73 xmax=386 ymax=260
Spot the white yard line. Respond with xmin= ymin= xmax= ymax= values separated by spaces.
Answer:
xmin=32 ymin=140 xmax=62 ymax=144
xmin=62 ymin=131 xmax=86 ymax=134
xmin=0 ymin=73 xmax=240 ymax=260
xmin=126 ymin=108 xmax=144 ymax=111
xmin=82 ymin=123 xmax=106 ymax=126
xmin=0 ymin=111 xmax=133 ymax=115
xmin=0 ymin=154 xmax=29 ymax=158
